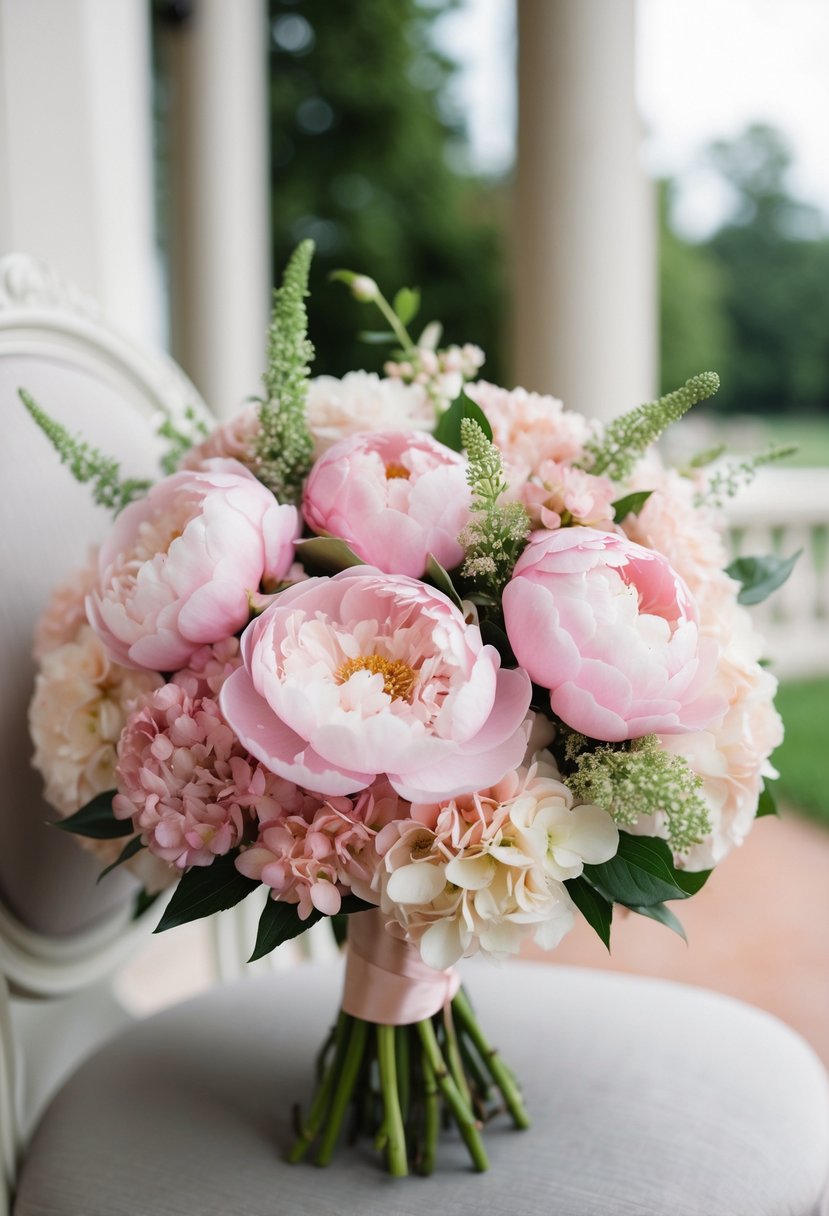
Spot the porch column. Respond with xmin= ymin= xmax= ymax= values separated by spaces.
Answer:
xmin=161 ymin=0 xmax=270 ymax=420
xmin=513 ymin=0 xmax=656 ymax=421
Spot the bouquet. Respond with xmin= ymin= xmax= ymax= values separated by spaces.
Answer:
xmin=24 ymin=241 xmax=793 ymax=1176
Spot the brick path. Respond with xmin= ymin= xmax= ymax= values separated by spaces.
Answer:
xmin=522 ymin=810 xmax=829 ymax=1067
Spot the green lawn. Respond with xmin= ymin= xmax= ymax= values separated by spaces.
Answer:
xmin=773 ymin=678 xmax=829 ymax=825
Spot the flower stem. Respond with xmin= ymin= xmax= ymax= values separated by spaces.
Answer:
xmin=452 ymin=989 xmax=531 ymax=1130
xmin=395 ymin=1025 xmax=411 ymax=1124
xmin=416 ymin=1017 xmax=489 ymax=1172
xmin=377 ymin=1025 xmax=409 ymax=1176
xmin=442 ymin=1006 xmax=473 ymax=1111
xmin=418 ymin=1048 xmax=440 ymax=1176
xmin=315 ymin=1017 xmax=368 ymax=1167
xmin=287 ymin=1012 xmax=350 ymax=1163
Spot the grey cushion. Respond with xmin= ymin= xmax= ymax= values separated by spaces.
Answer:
xmin=14 ymin=961 xmax=829 ymax=1216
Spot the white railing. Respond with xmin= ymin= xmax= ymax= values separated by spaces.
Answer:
xmin=724 ymin=467 xmax=829 ymax=679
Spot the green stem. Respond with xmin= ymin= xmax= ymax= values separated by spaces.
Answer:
xmin=315 ymin=1017 xmax=368 ymax=1167
xmin=288 ymin=1012 xmax=350 ymax=1163
xmin=373 ymin=293 xmax=415 ymax=354
xmin=418 ymin=1048 xmax=440 ymax=1176
xmin=395 ymin=1025 xmax=411 ymax=1125
xmin=452 ymin=989 xmax=531 ymax=1130
xmin=442 ymin=1006 xmax=473 ymax=1110
xmin=416 ymin=1017 xmax=488 ymax=1172
xmin=457 ymin=1029 xmax=493 ymax=1114
xmin=377 ymin=1025 xmax=408 ymax=1177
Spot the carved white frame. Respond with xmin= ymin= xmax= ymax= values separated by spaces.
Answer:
xmin=0 ymin=253 xmax=211 ymax=1205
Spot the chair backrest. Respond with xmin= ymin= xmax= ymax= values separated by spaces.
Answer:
xmin=0 ymin=254 xmax=209 ymax=1207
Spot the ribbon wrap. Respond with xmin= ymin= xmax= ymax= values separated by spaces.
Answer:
xmin=342 ymin=908 xmax=460 ymax=1026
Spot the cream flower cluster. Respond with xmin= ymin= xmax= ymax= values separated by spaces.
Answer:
xmin=374 ymin=757 xmax=618 ymax=968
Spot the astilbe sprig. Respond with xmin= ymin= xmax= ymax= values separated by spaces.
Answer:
xmin=157 ymin=406 xmax=210 ymax=475
xmin=458 ymin=416 xmax=530 ymax=599
xmin=565 ymin=734 xmax=711 ymax=853
xmin=254 ymin=239 xmax=316 ymax=503
xmin=19 ymin=389 xmax=151 ymax=512
xmin=696 ymin=443 xmax=798 ymax=508
xmin=582 ymin=372 xmax=720 ymax=481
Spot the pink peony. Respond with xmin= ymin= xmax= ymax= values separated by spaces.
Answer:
xmin=180 ymin=405 xmax=260 ymax=473
xmin=114 ymin=683 xmax=292 ymax=869
xmin=502 ymin=528 xmax=725 ymax=742
xmin=220 ymin=568 xmax=532 ymax=801
xmin=519 ymin=460 xmax=616 ymax=531
xmin=302 ymin=431 xmax=471 ymax=577
xmin=87 ymin=459 xmax=299 ymax=672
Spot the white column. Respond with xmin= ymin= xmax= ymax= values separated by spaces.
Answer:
xmin=0 ymin=0 xmax=159 ymax=347
xmin=162 ymin=0 xmax=270 ymax=420
xmin=513 ymin=0 xmax=656 ymax=421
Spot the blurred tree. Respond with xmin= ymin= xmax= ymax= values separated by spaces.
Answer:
xmin=659 ymin=181 xmax=731 ymax=395
xmin=268 ymin=0 xmax=506 ymax=381
xmin=662 ymin=123 xmax=829 ymax=416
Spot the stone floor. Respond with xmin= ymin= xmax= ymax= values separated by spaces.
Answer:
xmin=119 ymin=809 xmax=829 ymax=1067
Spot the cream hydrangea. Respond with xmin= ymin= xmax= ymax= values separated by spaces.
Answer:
xmin=374 ymin=756 xmax=618 ymax=969
xmin=306 ymin=372 xmax=435 ymax=455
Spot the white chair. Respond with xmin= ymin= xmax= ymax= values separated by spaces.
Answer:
xmin=2 ymin=256 xmax=828 ymax=1216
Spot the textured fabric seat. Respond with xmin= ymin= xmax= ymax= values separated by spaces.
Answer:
xmin=14 ymin=960 xmax=829 ymax=1216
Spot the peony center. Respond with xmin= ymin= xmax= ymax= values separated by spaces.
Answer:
xmin=336 ymin=654 xmax=417 ymax=701
xmin=384 ymin=462 xmax=410 ymax=480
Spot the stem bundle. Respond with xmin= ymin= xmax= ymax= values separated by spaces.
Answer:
xmin=287 ymin=988 xmax=529 ymax=1175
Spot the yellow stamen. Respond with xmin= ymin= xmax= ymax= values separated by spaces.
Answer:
xmin=336 ymin=654 xmax=417 ymax=701
xmin=385 ymin=462 xmax=410 ymax=480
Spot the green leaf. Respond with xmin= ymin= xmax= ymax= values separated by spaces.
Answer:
xmin=133 ymin=889 xmax=161 ymax=921
xmin=53 ymin=792 xmax=132 ymax=840
xmin=295 ymin=535 xmax=366 ymax=574
xmin=583 ymin=833 xmax=704 ymax=908
xmin=97 ymin=835 xmax=144 ymax=883
xmin=424 ymin=554 xmax=464 ymax=610
xmin=726 ymin=551 xmax=801 ymax=606
xmin=248 ymin=893 xmax=373 ymax=963
xmin=629 ymin=901 xmax=687 ymax=941
xmin=565 ymin=876 xmax=612 ymax=949
xmin=154 ymin=852 xmax=259 ymax=934
xmin=757 ymin=781 xmax=779 ymax=818
xmin=393 ymin=287 xmax=420 ymax=326
xmin=433 ymin=390 xmax=493 ymax=452
xmin=478 ymin=618 xmax=516 ymax=664
xmin=612 ymin=490 xmax=653 ymax=521
xmin=357 ymin=330 xmax=397 ymax=345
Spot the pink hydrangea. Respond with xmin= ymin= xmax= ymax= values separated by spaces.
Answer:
xmin=464 ymin=381 xmax=597 ymax=480
xmin=171 ymin=637 xmax=243 ymax=700
xmin=519 ymin=460 xmax=616 ymax=531
xmin=302 ymin=431 xmax=471 ymax=577
xmin=114 ymin=682 xmax=292 ymax=869
xmin=235 ymin=797 xmax=378 ymax=919
xmin=33 ymin=549 xmax=101 ymax=660
xmin=220 ymin=568 xmax=532 ymax=801
xmin=87 ymin=459 xmax=299 ymax=672
xmin=180 ymin=405 xmax=260 ymax=473
xmin=503 ymin=528 xmax=725 ymax=742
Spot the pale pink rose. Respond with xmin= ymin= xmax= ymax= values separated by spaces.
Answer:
xmin=87 ymin=459 xmax=299 ymax=672
xmin=180 ymin=405 xmax=260 ymax=473
xmin=372 ymin=754 xmax=616 ymax=968
xmin=30 ymin=625 xmax=162 ymax=816
xmin=236 ymin=795 xmax=378 ymax=919
xmin=503 ymin=528 xmax=725 ymax=742
xmin=114 ymin=682 xmax=289 ymax=869
xmin=302 ymin=431 xmax=471 ymax=577
xmin=519 ymin=460 xmax=616 ymax=531
xmin=220 ymin=568 xmax=532 ymax=801
xmin=464 ymin=381 xmax=597 ymax=481
xmin=306 ymin=372 xmax=434 ymax=455
xmin=33 ymin=549 xmax=100 ymax=660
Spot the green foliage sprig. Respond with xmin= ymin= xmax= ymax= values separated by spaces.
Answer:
xmin=566 ymin=734 xmax=711 ymax=853
xmin=254 ymin=240 xmax=316 ymax=503
xmin=458 ymin=417 xmax=530 ymax=599
xmin=696 ymin=443 xmax=797 ymax=508
xmin=157 ymin=406 xmax=209 ymax=475
xmin=582 ymin=372 xmax=720 ymax=481
xmin=20 ymin=389 xmax=151 ymax=511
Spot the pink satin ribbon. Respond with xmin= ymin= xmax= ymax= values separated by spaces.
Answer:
xmin=342 ymin=908 xmax=461 ymax=1025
